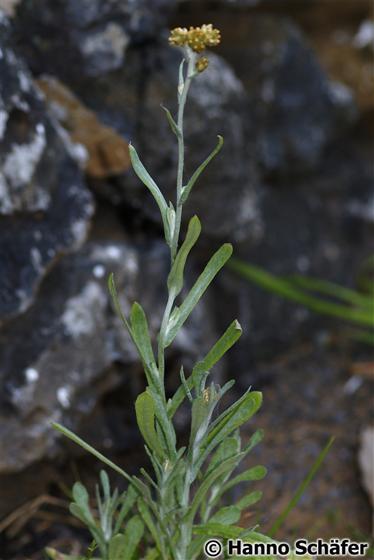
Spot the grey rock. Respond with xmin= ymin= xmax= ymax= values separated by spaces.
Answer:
xmin=15 ymin=0 xmax=176 ymax=78
xmin=14 ymin=1 xmax=262 ymax=243
xmin=0 ymin=14 xmax=94 ymax=323
xmin=223 ymin=15 xmax=357 ymax=175
xmin=0 ymin=239 xmax=218 ymax=474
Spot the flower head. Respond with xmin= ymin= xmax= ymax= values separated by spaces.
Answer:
xmin=169 ymin=27 xmax=189 ymax=48
xmin=196 ymin=57 xmax=209 ymax=73
xmin=169 ymin=24 xmax=221 ymax=53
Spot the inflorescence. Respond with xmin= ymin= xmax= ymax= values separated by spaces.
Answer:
xmin=169 ymin=24 xmax=221 ymax=72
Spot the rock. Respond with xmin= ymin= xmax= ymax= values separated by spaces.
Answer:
xmin=0 ymin=239 xmax=218 ymax=476
xmin=213 ymin=126 xmax=373 ymax=365
xmin=0 ymin=0 xmax=19 ymax=16
xmin=15 ymin=0 xmax=176 ymax=79
xmin=13 ymin=1 xmax=261 ymax=242
xmin=37 ymin=77 xmax=131 ymax=179
xmin=0 ymin=14 xmax=94 ymax=323
xmin=223 ymin=15 xmax=357 ymax=175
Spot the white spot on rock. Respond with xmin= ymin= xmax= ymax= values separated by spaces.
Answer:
xmin=25 ymin=367 xmax=39 ymax=383
xmin=3 ymin=122 xmax=46 ymax=188
xmin=61 ymin=281 xmax=106 ymax=339
xmin=93 ymin=264 xmax=106 ymax=278
xmin=81 ymin=23 xmax=129 ymax=62
xmin=57 ymin=386 xmax=71 ymax=408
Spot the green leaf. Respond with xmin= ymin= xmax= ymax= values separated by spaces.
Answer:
xmin=111 ymin=516 xmax=144 ymax=560
xmin=235 ymin=490 xmax=263 ymax=510
xmin=192 ymin=319 xmax=242 ymax=390
xmin=167 ymin=320 xmax=242 ymax=418
xmin=187 ymin=455 xmax=239 ymax=523
xmin=108 ymin=273 xmax=132 ymax=334
xmin=135 ymin=392 xmax=165 ymax=459
xmin=129 ymin=144 xmax=169 ymax=240
xmin=222 ymin=465 xmax=267 ymax=494
xmin=109 ymin=534 xmax=127 ymax=560
xmin=164 ymin=244 xmax=233 ymax=347
xmin=100 ymin=470 xmax=110 ymax=503
xmin=270 ymin=436 xmax=334 ymax=537
xmin=45 ymin=549 xmax=87 ymax=560
xmin=114 ymin=486 xmax=138 ymax=534
xmin=206 ymin=437 xmax=240 ymax=477
xmin=167 ymin=215 xmax=201 ymax=297
xmin=289 ymin=274 xmax=374 ymax=310
xmin=229 ymin=259 xmax=373 ymax=326
xmin=189 ymin=389 xmax=217 ymax=448
xmin=161 ymin=105 xmax=180 ymax=137
xmin=52 ymin=423 xmax=135 ymax=486
xmin=209 ymin=505 xmax=241 ymax=525
xmin=137 ymin=498 xmax=164 ymax=555
xmin=180 ymin=136 xmax=224 ymax=203
xmin=205 ymin=392 xmax=262 ymax=451
xmin=130 ymin=302 xmax=157 ymax=371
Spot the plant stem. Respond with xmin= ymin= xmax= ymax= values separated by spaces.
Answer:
xmin=154 ymin=47 xmax=198 ymax=560
xmin=171 ymin=48 xmax=196 ymax=263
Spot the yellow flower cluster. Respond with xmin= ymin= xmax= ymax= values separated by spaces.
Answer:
xmin=169 ymin=24 xmax=221 ymax=53
xmin=195 ymin=57 xmax=209 ymax=73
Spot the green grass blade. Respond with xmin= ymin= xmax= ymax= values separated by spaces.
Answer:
xmin=269 ymin=436 xmax=335 ymax=537
xmin=289 ymin=274 xmax=374 ymax=310
xmin=229 ymin=259 xmax=373 ymax=326
xmin=52 ymin=423 xmax=134 ymax=486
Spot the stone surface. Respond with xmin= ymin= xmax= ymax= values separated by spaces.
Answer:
xmin=13 ymin=2 xmax=261 ymax=242
xmin=0 ymin=14 xmax=94 ymax=323
xmin=0 ymin=239 xmax=217 ymax=476
xmin=37 ymin=77 xmax=131 ymax=179
xmin=217 ymin=14 xmax=357 ymax=175
xmin=15 ymin=0 xmax=175 ymax=78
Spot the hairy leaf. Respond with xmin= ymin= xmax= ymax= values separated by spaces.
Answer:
xmin=129 ymin=144 xmax=169 ymax=240
xmin=180 ymin=136 xmax=224 ymax=203
xmin=135 ymin=392 xmax=165 ymax=459
xmin=164 ymin=244 xmax=233 ymax=347
xmin=167 ymin=215 xmax=201 ymax=297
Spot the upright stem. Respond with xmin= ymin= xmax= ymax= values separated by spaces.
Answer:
xmin=158 ymin=48 xmax=196 ymax=379
xmin=156 ymin=47 xmax=197 ymax=560
xmin=171 ymin=49 xmax=196 ymax=262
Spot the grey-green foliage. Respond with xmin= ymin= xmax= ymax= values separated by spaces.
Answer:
xmin=51 ymin=41 xmax=269 ymax=560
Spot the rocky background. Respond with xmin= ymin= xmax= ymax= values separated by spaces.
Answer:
xmin=0 ymin=0 xmax=373 ymax=557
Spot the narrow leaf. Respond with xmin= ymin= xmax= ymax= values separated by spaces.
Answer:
xmin=210 ymin=505 xmax=241 ymax=525
xmin=130 ymin=302 xmax=156 ymax=370
xmin=222 ymin=465 xmax=267 ymax=494
xmin=109 ymin=534 xmax=127 ymax=560
xmin=161 ymin=105 xmax=180 ymax=137
xmin=180 ymin=136 xmax=224 ymax=203
xmin=167 ymin=320 xmax=242 ymax=418
xmin=52 ymin=423 xmax=135 ymax=486
xmin=229 ymin=259 xmax=373 ymax=326
xmin=108 ymin=273 xmax=131 ymax=333
xmin=192 ymin=319 xmax=242 ymax=389
xmin=122 ymin=515 xmax=144 ymax=559
xmin=270 ymin=436 xmax=335 ymax=537
xmin=167 ymin=215 xmax=201 ymax=297
xmin=129 ymin=144 xmax=169 ymax=239
xmin=164 ymin=244 xmax=233 ymax=347
xmin=235 ymin=490 xmax=263 ymax=510
xmin=205 ymin=392 xmax=262 ymax=450
xmin=135 ymin=392 xmax=165 ymax=459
